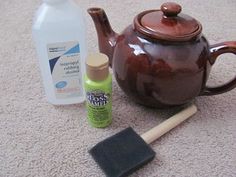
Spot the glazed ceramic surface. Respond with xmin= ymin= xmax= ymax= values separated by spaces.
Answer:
xmin=88 ymin=2 xmax=236 ymax=108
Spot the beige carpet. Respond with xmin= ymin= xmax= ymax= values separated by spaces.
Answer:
xmin=1 ymin=0 xmax=236 ymax=176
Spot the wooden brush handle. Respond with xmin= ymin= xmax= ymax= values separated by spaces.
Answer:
xmin=141 ymin=104 xmax=197 ymax=144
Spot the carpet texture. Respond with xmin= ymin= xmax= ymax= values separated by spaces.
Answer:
xmin=0 ymin=0 xmax=236 ymax=176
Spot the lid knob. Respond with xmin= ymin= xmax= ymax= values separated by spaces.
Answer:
xmin=161 ymin=2 xmax=182 ymax=17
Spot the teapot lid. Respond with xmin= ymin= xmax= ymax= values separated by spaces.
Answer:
xmin=134 ymin=2 xmax=202 ymax=41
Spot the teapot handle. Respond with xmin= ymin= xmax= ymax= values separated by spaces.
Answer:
xmin=201 ymin=41 xmax=236 ymax=96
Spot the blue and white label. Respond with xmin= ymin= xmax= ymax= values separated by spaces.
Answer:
xmin=47 ymin=41 xmax=83 ymax=99
xmin=55 ymin=81 xmax=67 ymax=89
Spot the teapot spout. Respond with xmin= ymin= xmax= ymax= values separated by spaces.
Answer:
xmin=88 ymin=8 xmax=118 ymax=66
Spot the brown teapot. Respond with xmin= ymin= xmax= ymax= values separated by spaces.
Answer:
xmin=88 ymin=2 xmax=236 ymax=108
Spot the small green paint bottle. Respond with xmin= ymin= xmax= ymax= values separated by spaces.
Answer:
xmin=84 ymin=53 xmax=112 ymax=128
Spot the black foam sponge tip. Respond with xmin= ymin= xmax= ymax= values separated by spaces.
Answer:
xmin=89 ymin=127 xmax=156 ymax=177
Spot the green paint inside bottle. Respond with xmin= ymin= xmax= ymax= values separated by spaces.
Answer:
xmin=84 ymin=53 xmax=112 ymax=128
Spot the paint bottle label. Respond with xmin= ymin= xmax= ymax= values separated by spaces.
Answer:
xmin=47 ymin=41 xmax=83 ymax=99
xmin=85 ymin=75 xmax=112 ymax=128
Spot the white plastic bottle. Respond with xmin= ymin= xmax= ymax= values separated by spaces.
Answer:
xmin=32 ymin=0 xmax=87 ymax=105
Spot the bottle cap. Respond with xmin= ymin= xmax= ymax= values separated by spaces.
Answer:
xmin=86 ymin=53 xmax=109 ymax=81
xmin=43 ymin=0 xmax=65 ymax=4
